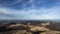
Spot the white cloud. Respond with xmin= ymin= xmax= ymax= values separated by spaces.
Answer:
xmin=0 ymin=6 xmax=60 ymax=20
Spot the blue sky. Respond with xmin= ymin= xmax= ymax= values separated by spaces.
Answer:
xmin=0 ymin=0 xmax=60 ymax=20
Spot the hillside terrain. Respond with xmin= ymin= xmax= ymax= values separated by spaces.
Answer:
xmin=0 ymin=22 xmax=60 ymax=34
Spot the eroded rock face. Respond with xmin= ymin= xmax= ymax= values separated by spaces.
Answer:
xmin=7 ymin=23 xmax=27 ymax=30
xmin=26 ymin=24 xmax=49 ymax=32
xmin=0 ymin=22 xmax=60 ymax=34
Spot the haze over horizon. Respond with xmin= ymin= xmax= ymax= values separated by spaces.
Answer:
xmin=0 ymin=0 xmax=60 ymax=20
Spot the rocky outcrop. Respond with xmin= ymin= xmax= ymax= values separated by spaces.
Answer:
xmin=0 ymin=22 xmax=60 ymax=34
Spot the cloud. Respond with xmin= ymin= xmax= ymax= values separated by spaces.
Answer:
xmin=0 ymin=0 xmax=60 ymax=20
xmin=0 ymin=0 xmax=21 ymax=6
xmin=0 ymin=0 xmax=60 ymax=10
xmin=0 ymin=6 xmax=60 ymax=20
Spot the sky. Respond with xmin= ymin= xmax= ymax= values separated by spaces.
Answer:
xmin=0 ymin=0 xmax=60 ymax=20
